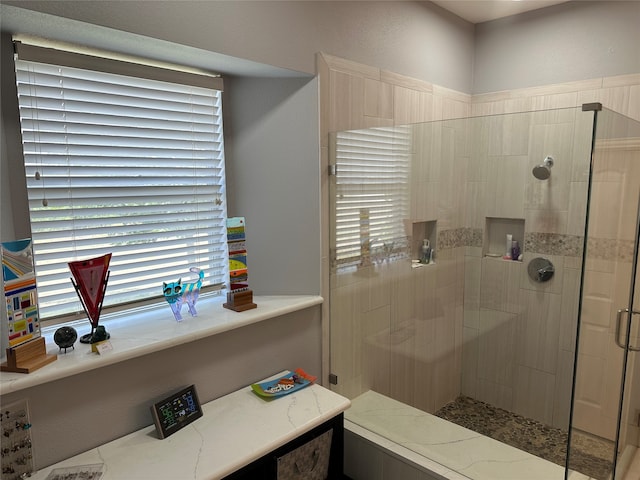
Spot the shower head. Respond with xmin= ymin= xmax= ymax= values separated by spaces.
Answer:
xmin=533 ymin=156 xmax=554 ymax=180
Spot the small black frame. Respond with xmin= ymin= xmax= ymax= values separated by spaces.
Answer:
xmin=151 ymin=384 xmax=203 ymax=439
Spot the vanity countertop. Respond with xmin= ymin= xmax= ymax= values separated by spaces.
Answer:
xmin=29 ymin=373 xmax=350 ymax=480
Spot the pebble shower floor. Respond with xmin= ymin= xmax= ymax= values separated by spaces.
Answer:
xmin=435 ymin=396 xmax=614 ymax=480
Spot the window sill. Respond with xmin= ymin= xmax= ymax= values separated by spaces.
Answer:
xmin=0 ymin=294 xmax=323 ymax=395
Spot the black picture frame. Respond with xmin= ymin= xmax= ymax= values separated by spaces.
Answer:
xmin=151 ymin=385 xmax=203 ymax=439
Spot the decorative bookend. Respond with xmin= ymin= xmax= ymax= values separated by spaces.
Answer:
xmin=223 ymin=217 xmax=256 ymax=312
xmin=1 ymin=238 xmax=57 ymax=373
xmin=68 ymin=253 xmax=111 ymax=344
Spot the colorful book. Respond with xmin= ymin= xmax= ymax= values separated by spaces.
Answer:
xmin=2 ymin=238 xmax=41 ymax=347
xmin=226 ymin=217 xmax=249 ymax=291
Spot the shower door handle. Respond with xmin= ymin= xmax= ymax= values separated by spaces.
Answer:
xmin=615 ymin=308 xmax=640 ymax=352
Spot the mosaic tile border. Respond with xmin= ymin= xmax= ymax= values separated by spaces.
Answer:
xmin=586 ymin=237 xmax=636 ymax=262
xmin=435 ymin=228 xmax=586 ymax=257
xmin=437 ymin=227 xmax=482 ymax=249
xmin=435 ymin=228 xmax=635 ymax=263
xmin=331 ymin=228 xmax=635 ymax=270
xmin=524 ymin=232 xmax=584 ymax=258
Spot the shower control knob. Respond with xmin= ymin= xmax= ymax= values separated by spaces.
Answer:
xmin=528 ymin=257 xmax=555 ymax=283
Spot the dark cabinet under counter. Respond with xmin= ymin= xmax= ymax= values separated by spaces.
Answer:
xmin=223 ymin=413 xmax=344 ymax=480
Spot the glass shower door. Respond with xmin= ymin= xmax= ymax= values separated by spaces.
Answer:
xmin=568 ymin=107 xmax=640 ymax=480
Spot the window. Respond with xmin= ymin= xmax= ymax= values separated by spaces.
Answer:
xmin=14 ymin=41 xmax=228 ymax=321
xmin=332 ymin=126 xmax=411 ymax=269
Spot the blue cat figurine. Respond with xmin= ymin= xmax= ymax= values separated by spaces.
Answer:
xmin=163 ymin=267 xmax=204 ymax=321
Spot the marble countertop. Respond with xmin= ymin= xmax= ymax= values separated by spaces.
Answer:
xmin=28 ymin=373 xmax=350 ymax=480
xmin=0 ymin=295 xmax=323 ymax=395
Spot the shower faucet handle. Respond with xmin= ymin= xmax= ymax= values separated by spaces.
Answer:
xmin=527 ymin=257 xmax=555 ymax=283
xmin=537 ymin=264 xmax=555 ymax=281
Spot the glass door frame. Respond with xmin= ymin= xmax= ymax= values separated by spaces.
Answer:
xmin=566 ymin=103 xmax=640 ymax=480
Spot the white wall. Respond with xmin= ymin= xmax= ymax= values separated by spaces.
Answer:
xmin=0 ymin=32 xmax=28 ymax=241
xmin=225 ymin=76 xmax=321 ymax=295
xmin=0 ymin=0 xmax=475 ymax=93
xmin=474 ymin=1 xmax=640 ymax=94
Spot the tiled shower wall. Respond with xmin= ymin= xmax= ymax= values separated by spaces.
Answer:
xmin=319 ymin=53 xmax=640 ymax=429
xmin=460 ymin=108 xmax=594 ymax=430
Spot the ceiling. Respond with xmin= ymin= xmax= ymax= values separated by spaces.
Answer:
xmin=431 ymin=0 xmax=570 ymax=24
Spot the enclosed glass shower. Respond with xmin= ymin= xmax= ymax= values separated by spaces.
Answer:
xmin=328 ymin=105 xmax=640 ymax=480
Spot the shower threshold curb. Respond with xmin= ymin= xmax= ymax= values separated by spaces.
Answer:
xmin=344 ymin=390 xmax=595 ymax=480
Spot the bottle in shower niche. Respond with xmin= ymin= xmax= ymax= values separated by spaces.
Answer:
xmin=421 ymin=239 xmax=432 ymax=264
xmin=503 ymin=234 xmax=513 ymax=260
xmin=511 ymin=240 xmax=521 ymax=261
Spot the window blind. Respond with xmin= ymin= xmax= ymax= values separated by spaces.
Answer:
xmin=333 ymin=126 xmax=411 ymax=268
xmin=14 ymin=54 xmax=228 ymax=320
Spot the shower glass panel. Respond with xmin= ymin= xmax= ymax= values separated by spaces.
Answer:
xmin=567 ymin=107 xmax=640 ymax=480
xmin=328 ymin=106 xmax=634 ymax=480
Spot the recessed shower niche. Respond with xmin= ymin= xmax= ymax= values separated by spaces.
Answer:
xmin=411 ymin=220 xmax=436 ymax=265
xmin=484 ymin=217 xmax=524 ymax=260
